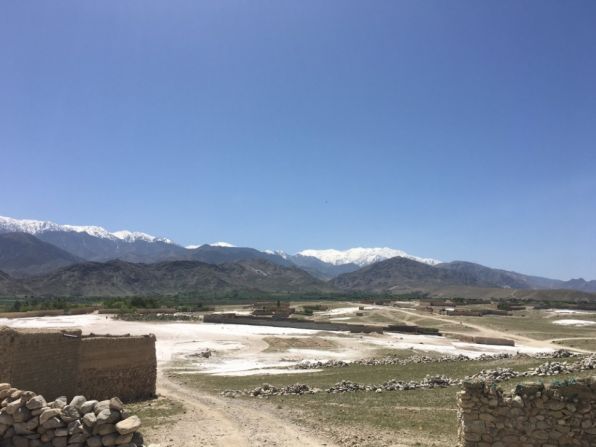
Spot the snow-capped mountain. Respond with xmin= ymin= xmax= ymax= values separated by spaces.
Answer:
xmin=210 ymin=242 xmax=236 ymax=248
xmin=0 ymin=216 xmax=173 ymax=244
xmin=0 ymin=215 xmax=184 ymax=263
xmin=186 ymin=242 xmax=236 ymax=249
xmin=298 ymin=247 xmax=440 ymax=267
xmin=0 ymin=215 xmax=594 ymax=294
xmin=264 ymin=249 xmax=289 ymax=259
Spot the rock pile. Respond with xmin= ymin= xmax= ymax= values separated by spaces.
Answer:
xmin=0 ymin=383 xmax=144 ymax=447
xmin=223 ymin=354 xmax=596 ymax=398
xmin=222 ymin=374 xmax=460 ymax=397
xmin=465 ymin=368 xmax=519 ymax=383
xmin=293 ymin=350 xmax=576 ymax=370
xmin=526 ymin=361 xmax=575 ymax=376
xmin=327 ymin=375 xmax=460 ymax=394
xmin=466 ymin=354 xmax=596 ymax=383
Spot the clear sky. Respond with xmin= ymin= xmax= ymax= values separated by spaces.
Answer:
xmin=1 ymin=1 xmax=595 ymax=280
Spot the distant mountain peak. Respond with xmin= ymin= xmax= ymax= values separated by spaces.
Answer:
xmin=210 ymin=241 xmax=236 ymax=247
xmin=264 ymin=249 xmax=289 ymax=259
xmin=0 ymin=215 xmax=174 ymax=244
xmin=298 ymin=247 xmax=440 ymax=267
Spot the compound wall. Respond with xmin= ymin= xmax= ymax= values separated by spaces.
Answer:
xmin=457 ymin=378 xmax=596 ymax=446
xmin=78 ymin=335 xmax=156 ymax=401
xmin=0 ymin=327 xmax=156 ymax=402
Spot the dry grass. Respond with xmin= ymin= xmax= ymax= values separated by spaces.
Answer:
xmin=263 ymin=336 xmax=339 ymax=352
xmin=126 ymin=396 xmax=185 ymax=430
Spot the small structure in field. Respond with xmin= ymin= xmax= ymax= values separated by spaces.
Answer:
xmin=251 ymin=301 xmax=295 ymax=317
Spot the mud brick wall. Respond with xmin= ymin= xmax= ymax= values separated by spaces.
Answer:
xmin=454 ymin=334 xmax=515 ymax=347
xmin=457 ymin=378 xmax=596 ymax=446
xmin=0 ymin=327 xmax=156 ymax=402
xmin=78 ymin=335 xmax=157 ymax=401
xmin=203 ymin=314 xmax=385 ymax=333
xmin=0 ymin=328 xmax=14 ymax=381
xmin=0 ymin=327 xmax=81 ymax=400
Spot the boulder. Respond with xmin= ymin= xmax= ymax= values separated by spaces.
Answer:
xmin=115 ymin=416 xmax=141 ymax=435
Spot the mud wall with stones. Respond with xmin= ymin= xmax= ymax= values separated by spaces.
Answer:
xmin=78 ymin=335 xmax=156 ymax=402
xmin=0 ymin=327 xmax=156 ymax=402
xmin=457 ymin=378 xmax=596 ymax=446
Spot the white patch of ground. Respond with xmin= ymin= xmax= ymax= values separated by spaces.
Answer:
xmin=550 ymin=309 xmax=596 ymax=315
xmin=211 ymin=310 xmax=253 ymax=316
xmin=0 ymin=314 xmax=552 ymax=375
xmin=316 ymin=306 xmax=360 ymax=316
xmin=553 ymin=319 xmax=596 ymax=327
xmin=360 ymin=333 xmax=552 ymax=358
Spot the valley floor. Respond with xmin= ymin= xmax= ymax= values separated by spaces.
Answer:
xmin=3 ymin=301 xmax=596 ymax=446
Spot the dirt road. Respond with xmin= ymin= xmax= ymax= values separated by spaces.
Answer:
xmin=150 ymin=370 xmax=336 ymax=447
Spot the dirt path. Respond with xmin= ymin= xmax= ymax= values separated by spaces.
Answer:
xmin=151 ymin=370 xmax=336 ymax=447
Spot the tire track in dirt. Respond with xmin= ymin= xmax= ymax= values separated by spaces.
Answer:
xmin=152 ymin=370 xmax=336 ymax=447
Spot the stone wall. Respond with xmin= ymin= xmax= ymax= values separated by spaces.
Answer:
xmin=0 ymin=327 xmax=156 ymax=402
xmin=457 ymin=377 xmax=596 ymax=446
xmin=78 ymin=335 xmax=156 ymax=402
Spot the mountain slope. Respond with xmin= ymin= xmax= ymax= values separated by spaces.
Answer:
xmin=36 ymin=231 xmax=188 ymax=262
xmin=13 ymin=259 xmax=333 ymax=297
xmin=437 ymin=261 xmax=596 ymax=294
xmin=288 ymin=254 xmax=360 ymax=280
xmin=187 ymin=245 xmax=293 ymax=267
xmin=0 ymin=233 xmax=82 ymax=276
xmin=435 ymin=261 xmax=531 ymax=289
xmin=0 ymin=270 xmax=31 ymax=296
xmin=561 ymin=278 xmax=596 ymax=294
xmin=331 ymin=257 xmax=503 ymax=292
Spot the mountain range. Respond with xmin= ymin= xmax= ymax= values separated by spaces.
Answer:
xmin=0 ymin=215 xmax=594 ymax=298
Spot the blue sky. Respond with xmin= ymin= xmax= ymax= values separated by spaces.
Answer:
xmin=1 ymin=1 xmax=595 ymax=280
